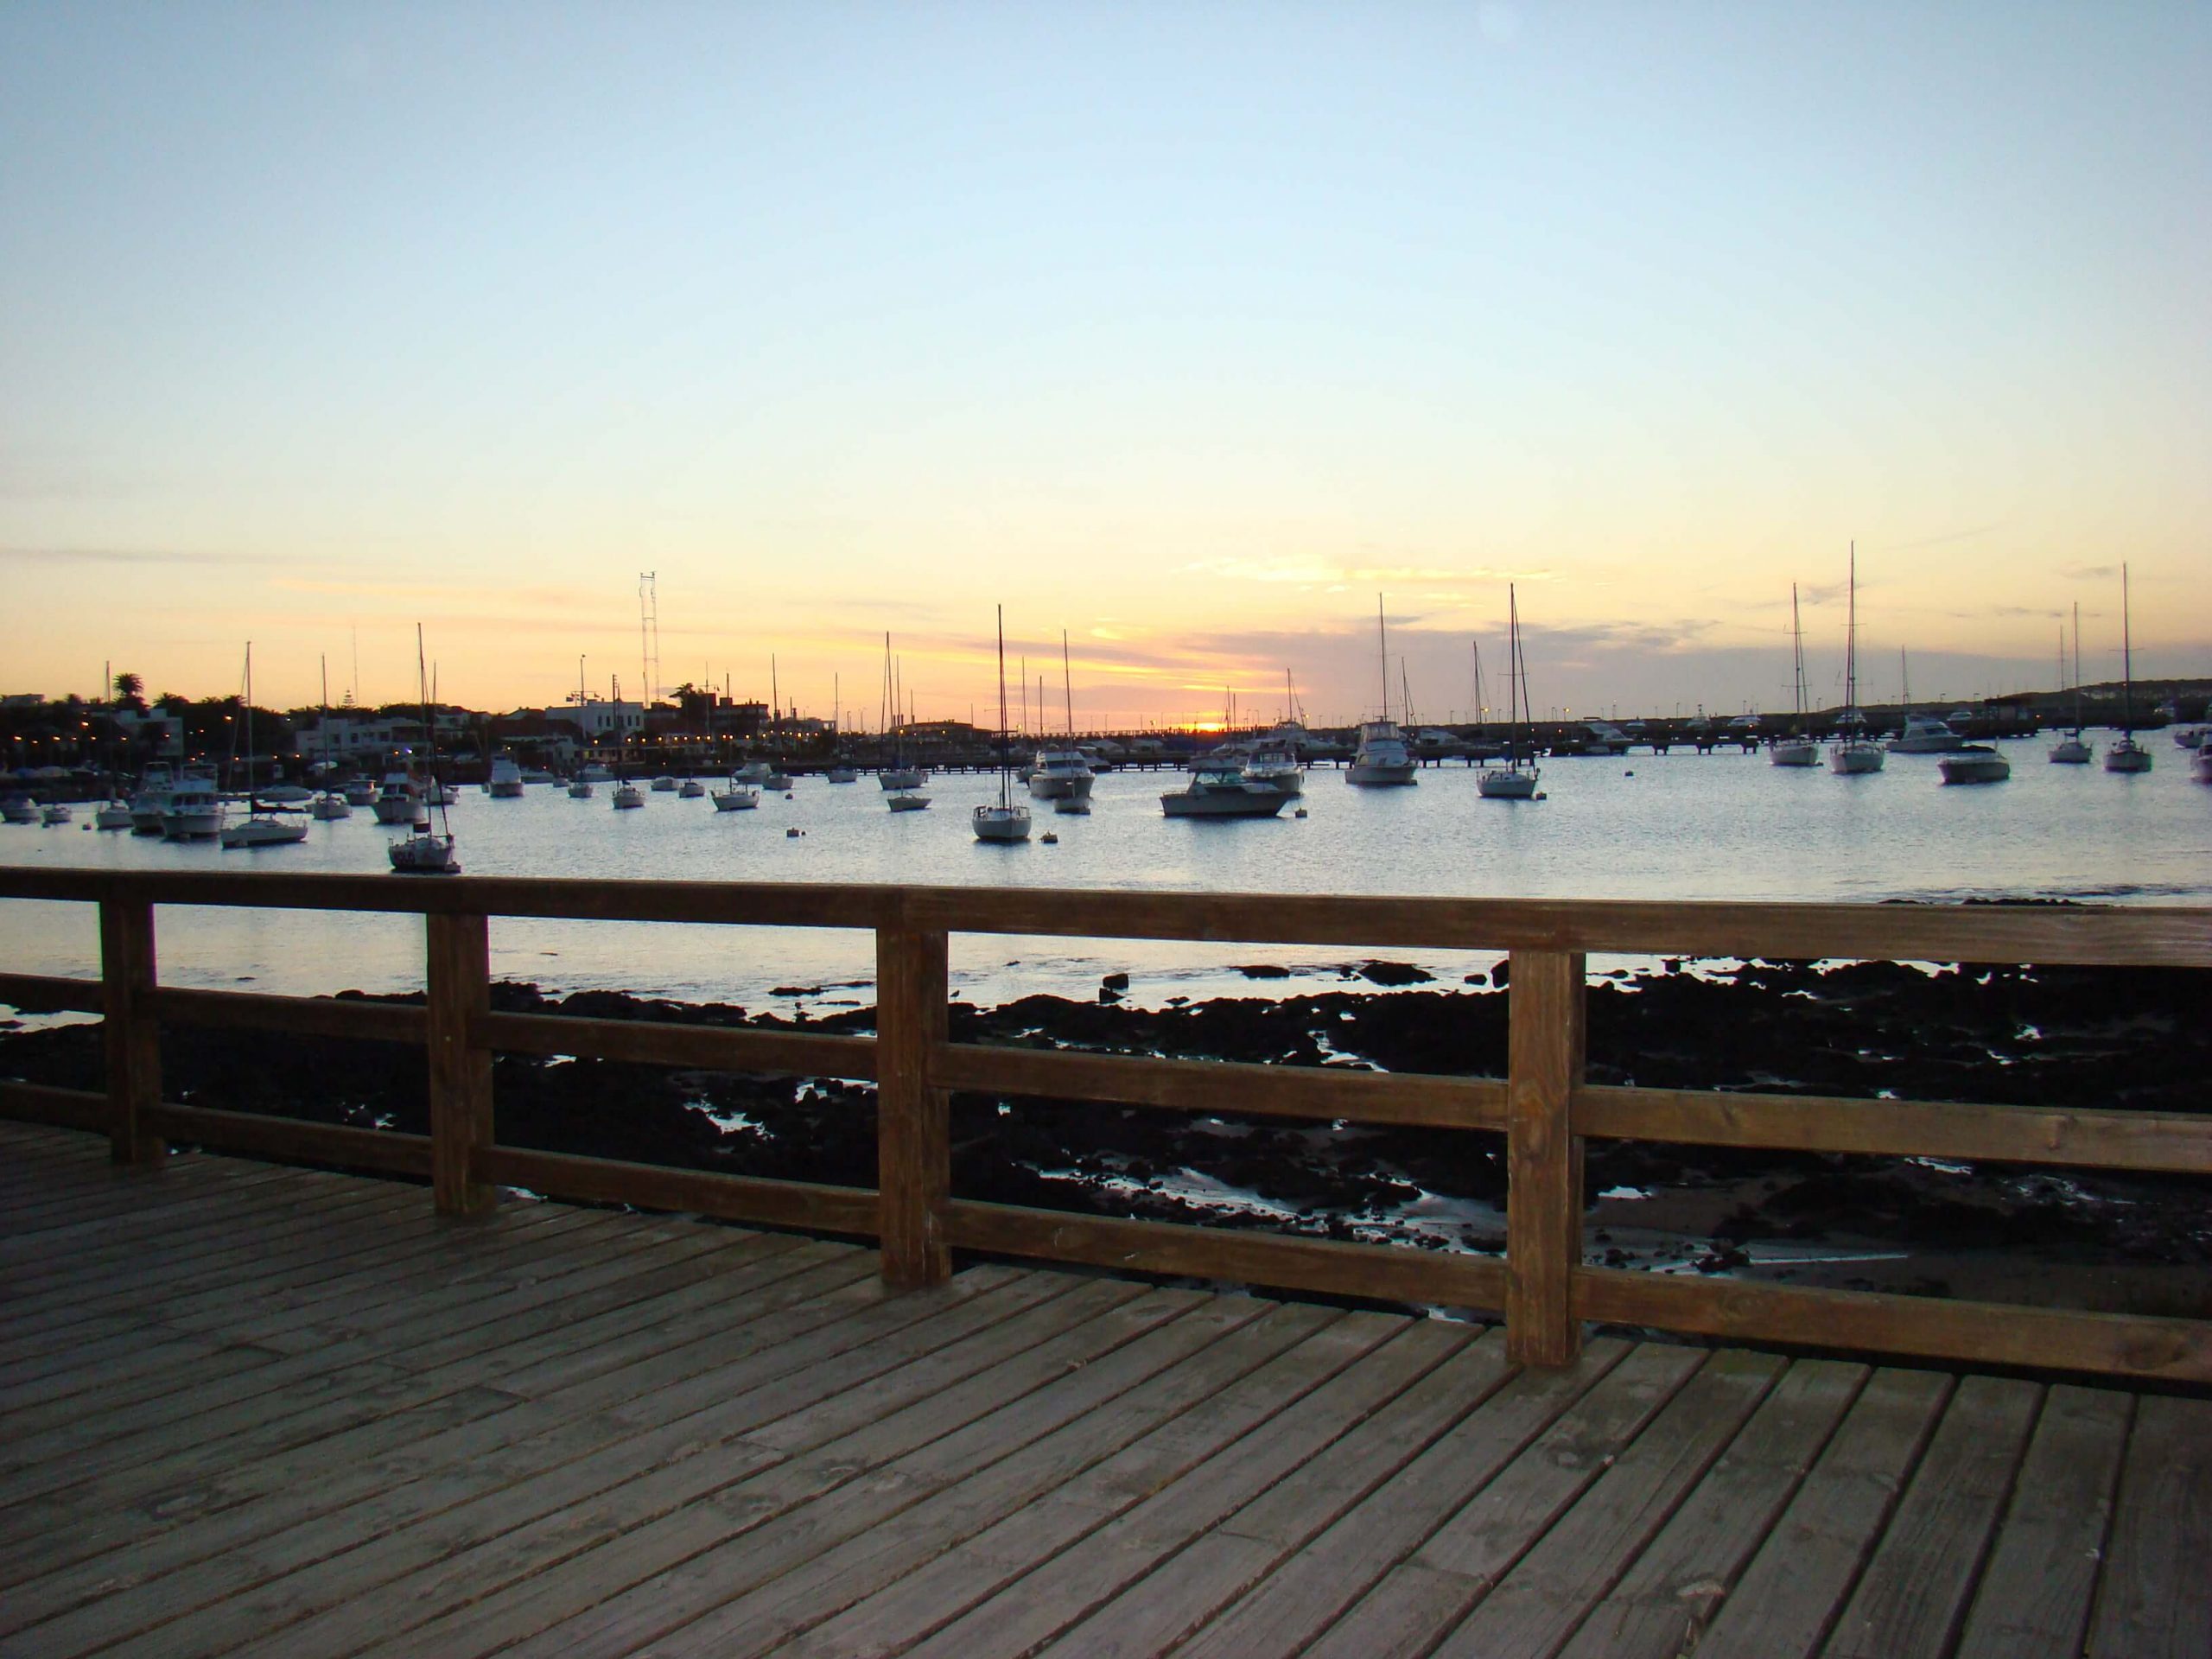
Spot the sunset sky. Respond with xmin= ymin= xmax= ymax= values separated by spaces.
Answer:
xmin=3 ymin=3 xmax=2206 ymax=728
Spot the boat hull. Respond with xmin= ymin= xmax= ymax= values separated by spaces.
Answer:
xmin=2048 ymin=738 xmax=2092 ymax=764
xmin=1938 ymin=753 xmax=2011 ymax=785
xmin=1345 ymin=763 xmax=1417 ymax=786
xmin=1476 ymin=768 xmax=1540 ymax=799
xmin=1769 ymin=741 xmax=1819 ymax=767
xmin=878 ymin=768 xmax=928 ymax=791
xmin=2104 ymin=743 xmax=2153 ymax=774
xmin=1829 ymin=741 xmax=1886 ymax=775
xmin=1027 ymin=772 xmax=1095 ymax=800
xmin=972 ymin=805 xmax=1032 ymax=841
xmin=887 ymin=794 xmax=931 ymax=812
xmin=1160 ymin=790 xmax=1288 ymax=818
xmin=711 ymin=789 xmax=759 ymax=810
xmin=221 ymin=818 xmax=309 ymax=848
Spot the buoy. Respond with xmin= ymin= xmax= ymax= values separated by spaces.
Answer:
xmin=1294 ymin=806 xmax=1308 ymax=818
xmin=1040 ymin=830 xmax=1058 ymax=843
xmin=1534 ymin=791 xmax=1548 ymax=800
xmin=784 ymin=791 xmax=794 ymax=800
xmin=1624 ymin=769 xmax=1634 ymax=777
xmin=785 ymin=826 xmax=802 ymax=837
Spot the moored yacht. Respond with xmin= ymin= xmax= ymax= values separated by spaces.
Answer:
xmin=1771 ymin=585 xmax=1819 ymax=766
xmin=1889 ymin=714 xmax=1964 ymax=754
xmin=162 ymin=779 xmax=226 ymax=839
xmin=711 ymin=779 xmax=759 ymax=810
xmin=1027 ymin=747 xmax=1095 ymax=800
xmin=1828 ymin=543 xmax=1885 ymax=775
xmin=372 ymin=772 xmax=422 ymax=823
xmin=486 ymin=756 xmax=525 ymax=798
xmin=974 ymin=607 xmax=1032 ymax=842
xmin=1161 ymin=766 xmax=1291 ymax=817
xmin=2104 ymin=565 xmax=2153 ymax=774
xmin=1477 ymin=584 xmax=1542 ymax=800
xmin=1239 ymin=743 xmax=1304 ymax=795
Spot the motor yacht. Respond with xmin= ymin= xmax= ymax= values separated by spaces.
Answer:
xmin=1239 ymin=744 xmax=1304 ymax=795
xmin=162 ymin=781 xmax=226 ymax=839
xmin=486 ymin=757 xmax=525 ymax=798
xmin=1889 ymin=715 xmax=1964 ymax=754
xmin=372 ymin=772 xmax=422 ymax=823
xmin=677 ymin=778 xmax=706 ymax=798
xmin=1160 ymin=767 xmax=1291 ymax=817
xmin=711 ymin=782 xmax=759 ymax=810
xmin=1027 ymin=747 xmax=1096 ymax=800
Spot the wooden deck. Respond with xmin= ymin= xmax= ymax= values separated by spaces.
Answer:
xmin=2 ymin=1122 xmax=2206 ymax=1659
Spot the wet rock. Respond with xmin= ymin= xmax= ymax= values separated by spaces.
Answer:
xmin=1356 ymin=961 xmax=1433 ymax=988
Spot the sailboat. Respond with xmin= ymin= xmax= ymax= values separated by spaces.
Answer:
xmin=389 ymin=627 xmax=459 ymax=873
xmin=610 ymin=676 xmax=645 ymax=807
xmin=2050 ymin=606 xmax=2092 ymax=764
xmin=1477 ymin=585 xmax=1541 ymax=799
xmin=871 ymin=632 xmax=925 ymax=796
xmin=221 ymin=645 xmax=309 ymax=849
xmin=1828 ymin=542 xmax=1885 ymax=774
xmin=1028 ymin=631 xmax=1095 ymax=800
xmin=309 ymin=655 xmax=353 ymax=817
xmin=1770 ymin=586 xmax=1819 ymax=766
xmin=973 ymin=607 xmax=1032 ymax=842
xmin=2104 ymin=563 xmax=2152 ymax=773
xmin=1888 ymin=651 xmax=1963 ymax=753
xmin=568 ymin=658 xmax=596 ymax=797
xmin=1347 ymin=595 xmax=1418 ymax=785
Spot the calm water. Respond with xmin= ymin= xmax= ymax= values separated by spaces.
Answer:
xmin=3 ymin=734 xmax=2206 ymax=1013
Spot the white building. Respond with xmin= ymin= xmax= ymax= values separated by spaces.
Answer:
xmin=545 ymin=699 xmax=644 ymax=739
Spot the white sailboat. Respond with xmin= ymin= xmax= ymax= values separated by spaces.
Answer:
xmin=1347 ymin=595 xmax=1418 ymax=786
xmin=1770 ymin=585 xmax=1819 ymax=766
xmin=973 ymin=607 xmax=1032 ymax=842
xmin=2050 ymin=606 xmax=2093 ymax=765
xmin=568 ymin=658 xmax=596 ymax=796
xmin=1477 ymin=586 xmax=1541 ymax=799
xmin=1829 ymin=542 xmax=1885 ymax=774
xmin=2104 ymin=564 xmax=2152 ymax=773
xmin=389 ymin=626 xmax=459 ymax=874
xmin=878 ymin=634 xmax=928 ymax=791
xmin=309 ymin=655 xmax=353 ymax=818
xmin=222 ymin=645 xmax=308 ymax=849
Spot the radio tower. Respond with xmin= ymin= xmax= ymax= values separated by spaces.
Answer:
xmin=639 ymin=572 xmax=662 ymax=705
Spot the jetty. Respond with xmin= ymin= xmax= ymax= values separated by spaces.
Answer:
xmin=3 ymin=868 xmax=2209 ymax=1656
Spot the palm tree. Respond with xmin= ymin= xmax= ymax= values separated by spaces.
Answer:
xmin=113 ymin=671 xmax=144 ymax=709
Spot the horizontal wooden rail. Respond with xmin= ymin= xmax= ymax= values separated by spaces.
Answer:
xmin=1 ymin=868 xmax=2207 ymax=966
xmin=148 ymin=987 xmax=430 ymax=1045
xmin=1576 ymin=1084 xmax=2212 ymax=1175
xmin=0 ymin=971 xmax=106 ymax=1014
xmin=0 ymin=1081 xmax=108 ymax=1132
xmin=946 ymin=1198 xmax=1508 ymax=1313
xmin=142 ymin=1102 xmax=432 ymax=1177
xmin=477 ymin=1010 xmax=878 ymax=1080
xmin=932 ymin=1042 xmax=1506 ymax=1129
xmin=474 ymin=1144 xmax=879 ymax=1237
xmin=1574 ymin=1268 xmax=2212 ymax=1384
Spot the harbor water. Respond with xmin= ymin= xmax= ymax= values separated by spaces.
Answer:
xmin=2 ymin=734 xmax=2206 ymax=1014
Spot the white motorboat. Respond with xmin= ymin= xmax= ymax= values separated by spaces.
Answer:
xmin=1938 ymin=747 xmax=2011 ymax=785
xmin=567 ymin=775 xmax=594 ymax=798
xmin=40 ymin=803 xmax=72 ymax=826
xmin=613 ymin=781 xmax=645 ymax=809
xmin=2104 ymin=565 xmax=2153 ymax=774
xmin=764 ymin=770 xmax=793 ymax=791
xmin=222 ymin=804 xmax=309 ymax=848
xmin=1160 ymin=767 xmax=1290 ymax=817
xmin=711 ymin=782 xmax=760 ymax=810
xmin=878 ymin=767 xmax=928 ymax=791
xmin=0 ymin=795 xmax=37 ymax=825
xmin=95 ymin=800 xmax=136 ymax=830
xmin=677 ymin=778 xmax=706 ymax=798
xmin=1240 ymin=744 xmax=1304 ymax=795
xmin=650 ymin=775 xmax=678 ymax=792
xmin=1889 ymin=714 xmax=1964 ymax=754
xmin=372 ymin=772 xmax=422 ymax=823
xmin=1027 ymin=747 xmax=1095 ymax=800
xmin=577 ymin=762 xmax=615 ymax=784
xmin=1477 ymin=584 xmax=1543 ymax=800
xmin=1771 ymin=586 xmax=1820 ymax=766
xmin=130 ymin=764 xmax=211 ymax=833
xmin=734 ymin=761 xmax=773 ymax=786
xmin=343 ymin=779 xmax=378 ymax=807
xmin=1347 ymin=597 xmax=1419 ymax=785
xmin=974 ymin=607 xmax=1033 ymax=842
xmin=162 ymin=781 xmax=226 ymax=839
xmin=486 ymin=757 xmax=525 ymax=798
xmin=2190 ymin=737 xmax=2212 ymax=785
xmin=2171 ymin=724 xmax=2209 ymax=750
xmin=421 ymin=780 xmax=458 ymax=806
xmin=887 ymin=791 xmax=931 ymax=812
xmin=1052 ymin=796 xmax=1090 ymax=815
xmin=826 ymin=766 xmax=858 ymax=784
xmin=1829 ymin=543 xmax=1886 ymax=775
xmin=1028 ymin=632 xmax=1096 ymax=799
xmin=309 ymin=791 xmax=352 ymax=819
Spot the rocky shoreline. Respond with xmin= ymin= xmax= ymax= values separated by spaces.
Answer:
xmin=3 ymin=957 xmax=2206 ymax=1317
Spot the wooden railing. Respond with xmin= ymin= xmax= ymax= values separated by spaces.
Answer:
xmin=2 ymin=868 xmax=2208 ymax=1382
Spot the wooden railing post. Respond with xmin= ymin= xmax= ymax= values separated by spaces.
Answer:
xmin=1506 ymin=948 xmax=1586 ymax=1366
xmin=877 ymin=922 xmax=951 ymax=1288
xmin=99 ymin=897 xmax=164 ymax=1166
xmin=426 ymin=911 xmax=496 ymax=1217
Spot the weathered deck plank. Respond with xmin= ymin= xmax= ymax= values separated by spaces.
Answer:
xmin=2 ymin=1123 xmax=2206 ymax=1659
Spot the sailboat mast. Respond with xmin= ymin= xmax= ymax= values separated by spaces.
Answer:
xmin=2120 ymin=563 xmax=2133 ymax=729
xmin=1376 ymin=594 xmax=1389 ymax=721
xmin=2072 ymin=601 xmax=2083 ymax=733
xmin=1063 ymin=631 xmax=1074 ymax=737
xmin=1846 ymin=541 xmax=1858 ymax=711
xmin=242 ymin=643 xmax=252 ymax=795
xmin=995 ymin=605 xmax=1011 ymax=809
xmin=1791 ymin=585 xmax=1807 ymax=723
